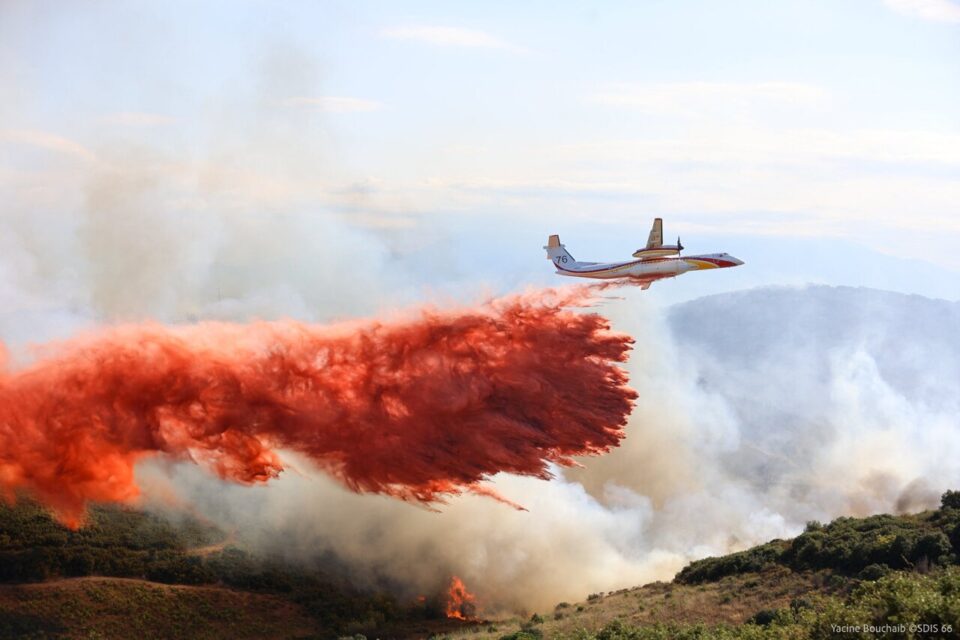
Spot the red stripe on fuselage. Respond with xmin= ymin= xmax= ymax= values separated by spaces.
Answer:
xmin=689 ymin=257 xmax=738 ymax=268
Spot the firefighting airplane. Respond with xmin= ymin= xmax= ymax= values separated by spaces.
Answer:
xmin=544 ymin=218 xmax=743 ymax=289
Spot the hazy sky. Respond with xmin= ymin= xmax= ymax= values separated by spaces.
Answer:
xmin=2 ymin=0 xmax=959 ymax=307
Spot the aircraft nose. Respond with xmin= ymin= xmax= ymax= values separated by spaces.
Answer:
xmin=727 ymin=256 xmax=744 ymax=267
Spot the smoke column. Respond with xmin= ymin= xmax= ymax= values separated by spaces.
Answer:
xmin=0 ymin=286 xmax=636 ymax=527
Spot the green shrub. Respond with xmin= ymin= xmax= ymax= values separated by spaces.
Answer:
xmin=857 ymin=563 xmax=890 ymax=581
xmin=748 ymin=609 xmax=778 ymax=626
xmin=782 ymin=513 xmax=955 ymax=576
xmin=674 ymin=496 xmax=960 ymax=588
xmin=499 ymin=629 xmax=543 ymax=640
xmin=676 ymin=541 xmax=786 ymax=584
xmin=814 ymin=568 xmax=960 ymax=636
xmin=789 ymin=596 xmax=813 ymax=613
xmin=595 ymin=619 xmax=638 ymax=640
xmin=942 ymin=490 xmax=960 ymax=510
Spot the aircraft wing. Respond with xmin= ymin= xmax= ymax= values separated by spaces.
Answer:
xmin=646 ymin=218 xmax=663 ymax=249
xmin=633 ymin=218 xmax=678 ymax=258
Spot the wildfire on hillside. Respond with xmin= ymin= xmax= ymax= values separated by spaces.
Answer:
xmin=445 ymin=575 xmax=479 ymax=621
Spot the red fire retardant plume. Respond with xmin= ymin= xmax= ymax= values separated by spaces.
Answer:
xmin=0 ymin=286 xmax=636 ymax=527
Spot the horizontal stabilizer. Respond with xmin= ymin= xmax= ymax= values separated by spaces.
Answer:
xmin=544 ymin=234 xmax=576 ymax=264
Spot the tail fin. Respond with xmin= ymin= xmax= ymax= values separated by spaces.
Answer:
xmin=544 ymin=234 xmax=575 ymax=267
xmin=646 ymin=218 xmax=663 ymax=249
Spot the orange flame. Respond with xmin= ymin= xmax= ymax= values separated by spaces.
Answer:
xmin=445 ymin=575 xmax=479 ymax=620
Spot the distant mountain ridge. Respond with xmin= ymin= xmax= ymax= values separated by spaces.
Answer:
xmin=663 ymin=284 xmax=960 ymax=518
xmin=668 ymin=284 xmax=960 ymax=402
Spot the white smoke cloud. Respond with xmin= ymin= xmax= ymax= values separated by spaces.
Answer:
xmin=0 ymin=159 xmax=409 ymax=359
xmin=0 ymin=48 xmax=418 ymax=351
xmin=136 ymin=285 xmax=960 ymax=613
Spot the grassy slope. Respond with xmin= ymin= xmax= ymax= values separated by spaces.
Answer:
xmin=450 ymin=492 xmax=960 ymax=640
xmin=463 ymin=568 xmax=960 ymax=640
xmin=0 ymin=577 xmax=317 ymax=639
xmin=470 ymin=569 xmax=836 ymax=637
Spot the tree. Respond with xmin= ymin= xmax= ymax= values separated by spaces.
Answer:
xmin=941 ymin=490 xmax=960 ymax=510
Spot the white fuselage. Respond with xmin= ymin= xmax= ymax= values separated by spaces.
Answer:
xmin=553 ymin=255 xmax=733 ymax=280
xmin=544 ymin=233 xmax=743 ymax=286
xmin=555 ymin=257 xmax=686 ymax=279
